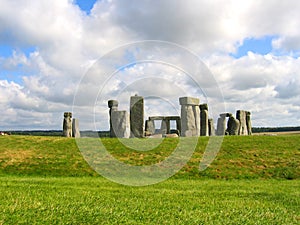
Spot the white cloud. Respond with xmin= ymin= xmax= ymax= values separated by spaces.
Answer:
xmin=0 ymin=0 xmax=300 ymax=129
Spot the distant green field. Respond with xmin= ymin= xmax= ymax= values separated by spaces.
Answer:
xmin=0 ymin=135 xmax=299 ymax=179
xmin=0 ymin=135 xmax=299 ymax=224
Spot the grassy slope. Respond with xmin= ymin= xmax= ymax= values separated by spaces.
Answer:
xmin=0 ymin=135 xmax=299 ymax=224
xmin=0 ymin=177 xmax=299 ymax=224
xmin=0 ymin=135 xmax=299 ymax=179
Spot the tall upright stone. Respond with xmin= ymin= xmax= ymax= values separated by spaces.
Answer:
xmin=72 ymin=118 xmax=80 ymax=138
xmin=216 ymin=113 xmax=227 ymax=136
xmin=208 ymin=118 xmax=215 ymax=136
xmin=130 ymin=95 xmax=144 ymax=138
xmin=63 ymin=112 xmax=72 ymax=137
xmin=236 ymin=110 xmax=248 ymax=135
xmin=111 ymin=110 xmax=130 ymax=138
xmin=226 ymin=114 xmax=240 ymax=135
xmin=179 ymin=97 xmax=200 ymax=137
xmin=145 ymin=119 xmax=155 ymax=136
xmin=108 ymin=100 xmax=118 ymax=137
xmin=200 ymin=104 xmax=209 ymax=136
xmin=246 ymin=111 xmax=252 ymax=135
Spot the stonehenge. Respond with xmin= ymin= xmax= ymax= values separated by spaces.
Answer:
xmin=103 ymin=95 xmax=252 ymax=138
xmin=216 ymin=113 xmax=227 ymax=136
xmin=226 ymin=113 xmax=240 ymax=135
xmin=130 ymin=95 xmax=144 ymax=138
xmin=63 ymin=112 xmax=73 ymax=137
xmin=145 ymin=116 xmax=181 ymax=136
xmin=108 ymin=100 xmax=119 ymax=137
xmin=208 ymin=118 xmax=215 ymax=136
xmin=63 ymin=96 xmax=252 ymax=138
xmin=200 ymin=104 xmax=209 ymax=136
xmin=179 ymin=97 xmax=200 ymax=137
xmin=72 ymin=118 xmax=80 ymax=138
xmin=63 ymin=112 xmax=80 ymax=137
xmin=237 ymin=110 xmax=250 ymax=135
xmin=111 ymin=110 xmax=130 ymax=138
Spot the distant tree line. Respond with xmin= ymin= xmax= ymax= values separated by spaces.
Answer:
xmin=4 ymin=126 xmax=300 ymax=136
xmin=5 ymin=130 xmax=110 ymax=137
xmin=252 ymin=126 xmax=300 ymax=133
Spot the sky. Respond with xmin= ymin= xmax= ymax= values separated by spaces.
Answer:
xmin=0 ymin=0 xmax=300 ymax=131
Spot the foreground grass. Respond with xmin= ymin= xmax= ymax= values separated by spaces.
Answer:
xmin=0 ymin=176 xmax=299 ymax=224
xmin=0 ymin=135 xmax=299 ymax=179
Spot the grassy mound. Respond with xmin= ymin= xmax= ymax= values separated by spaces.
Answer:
xmin=0 ymin=135 xmax=299 ymax=179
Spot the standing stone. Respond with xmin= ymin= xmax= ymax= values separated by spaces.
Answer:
xmin=130 ymin=95 xmax=144 ymax=138
xmin=72 ymin=118 xmax=80 ymax=138
xmin=108 ymin=100 xmax=118 ymax=137
xmin=111 ymin=110 xmax=130 ymax=138
xmin=63 ymin=112 xmax=72 ymax=137
xmin=246 ymin=111 xmax=252 ymax=135
xmin=160 ymin=119 xmax=169 ymax=135
xmin=236 ymin=110 xmax=248 ymax=135
xmin=226 ymin=114 xmax=240 ymax=135
xmin=216 ymin=113 xmax=227 ymax=136
xmin=200 ymin=104 xmax=209 ymax=136
xmin=145 ymin=119 xmax=155 ymax=136
xmin=208 ymin=118 xmax=215 ymax=136
xmin=179 ymin=97 xmax=200 ymax=137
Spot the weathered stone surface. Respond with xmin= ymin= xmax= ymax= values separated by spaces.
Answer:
xmin=63 ymin=112 xmax=72 ymax=137
xmin=111 ymin=110 xmax=130 ymax=138
xmin=108 ymin=100 xmax=119 ymax=137
xmin=208 ymin=118 xmax=215 ymax=136
xmin=200 ymin=104 xmax=209 ymax=136
xmin=179 ymin=97 xmax=200 ymax=106
xmin=180 ymin=97 xmax=200 ymax=137
xmin=72 ymin=118 xmax=80 ymax=138
xmin=246 ymin=111 xmax=252 ymax=135
xmin=216 ymin=114 xmax=227 ymax=136
xmin=108 ymin=100 xmax=118 ymax=109
xmin=236 ymin=110 xmax=248 ymax=135
xmin=181 ymin=103 xmax=199 ymax=136
xmin=160 ymin=119 xmax=168 ymax=135
xmin=145 ymin=120 xmax=155 ymax=135
xmin=200 ymin=103 xmax=208 ymax=111
xmin=194 ymin=106 xmax=201 ymax=136
xmin=226 ymin=115 xmax=240 ymax=135
xmin=130 ymin=95 xmax=144 ymax=138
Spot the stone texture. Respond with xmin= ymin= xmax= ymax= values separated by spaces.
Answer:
xmin=130 ymin=95 xmax=144 ymax=138
xmin=246 ymin=111 xmax=252 ymax=135
xmin=160 ymin=119 xmax=168 ymax=135
xmin=145 ymin=119 xmax=155 ymax=135
xmin=179 ymin=97 xmax=200 ymax=105
xmin=236 ymin=110 xmax=248 ymax=135
xmin=216 ymin=113 xmax=227 ymax=136
xmin=200 ymin=104 xmax=209 ymax=136
xmin=180 ymin=97 xmax=200 ymax=137
xmin=63 ymin=112 xmax=72 ymax=137
xmin=208 ymin=118 xmax=215 ymax=136
xmin=108 ymin=100 xmax=118 ymax=137
xmin=226 ymin=115 xmax=240 ymax=135
xmin=72 ymin=118 xmax=80 ymax=138
xmin=111 ymin=110 xmax=130 ymax=138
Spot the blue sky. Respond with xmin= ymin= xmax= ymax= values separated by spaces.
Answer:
xmin=75 ymin=0 xmax=97 ymax=14
xmin=0 ymin=0 xmax=300 ymax=130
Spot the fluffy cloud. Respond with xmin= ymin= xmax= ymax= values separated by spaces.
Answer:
xmin=0 ymin=0 xmax=300 ymax=130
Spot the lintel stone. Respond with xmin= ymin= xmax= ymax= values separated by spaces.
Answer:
xmin=179 ymin=97 xmax=200 ymax=106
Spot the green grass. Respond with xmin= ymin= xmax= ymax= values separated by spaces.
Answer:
xmin=0 ymin=135 xmax=299 ymax=224
xmin=0 ymin=176 xmax=299 ymax=224
xmin=0 ymin=135 xmax=299 ymax=179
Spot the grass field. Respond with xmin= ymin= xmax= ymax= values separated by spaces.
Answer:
xmin=0 ymin=135 xmax=299 ymax=224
